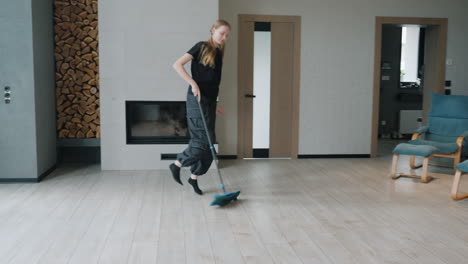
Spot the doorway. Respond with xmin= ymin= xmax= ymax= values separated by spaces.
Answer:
xmin=378 ymin=25 xmax=425 ymax=154
xmin=252 ymin=22 xmax=271 ymax=158
xmin=237 ymin=14 xmax=301 ymax=159
xmin=371 ymin=17 xmax=447 ymax=157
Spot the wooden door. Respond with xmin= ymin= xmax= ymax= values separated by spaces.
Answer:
xmin=270 ymin=22 xmax=294 ymax=157
xmin=237 ymin=15 xmax=301 ymax=159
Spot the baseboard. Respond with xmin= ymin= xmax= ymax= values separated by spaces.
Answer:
xmin=0 ymin=178 xmax=40 ymax=183
xmin=38 ymin=164 xmax=57 ymax=182
xmin=218 ymin=155 xmax=237 ymax=160
xmin=161 ymin=154 xmax=237 ymax=160
xmin=161 ymin=154 xmax=177 ymax=160
xmin=298 ymin=154 xmax=371 ymax=159
xmin=0 ymin=164 xmax=56 ymax=183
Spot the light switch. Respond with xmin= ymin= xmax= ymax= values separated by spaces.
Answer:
xmin=4 ymin=86 xmax=11 ymax=104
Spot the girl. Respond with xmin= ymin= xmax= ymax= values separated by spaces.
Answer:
xmin=169 ymin=19 xmax=231 ymax=195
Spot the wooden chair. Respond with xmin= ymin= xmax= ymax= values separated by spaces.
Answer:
xmin=451 ymin=160 xmax=468 ymax=200
xmin=391 ymin=143 xmax=438 ymax=183
xmin=408 ymin=93 xmax=468 ymax=170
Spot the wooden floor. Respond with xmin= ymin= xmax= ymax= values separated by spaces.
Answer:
xmin=1 ymin=144 xmax=468 ymax=263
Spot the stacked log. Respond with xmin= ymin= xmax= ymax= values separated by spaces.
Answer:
xmin=54 ymin=0 xmax=100 ymax=138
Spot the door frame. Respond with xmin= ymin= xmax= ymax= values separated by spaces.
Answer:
xmin=371 ymin=16 xmax=447 ymax=157
xmin=237 ymin=14 xmax=301 ymax=159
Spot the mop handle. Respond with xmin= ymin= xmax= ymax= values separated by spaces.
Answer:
xmin=196 ymin=96 xmax=226 ymax=194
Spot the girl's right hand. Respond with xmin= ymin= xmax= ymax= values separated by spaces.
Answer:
xmin=191 ymin=84 xmax=201 ymax=101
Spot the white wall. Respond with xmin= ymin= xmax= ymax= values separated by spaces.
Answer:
xmin=220 ymin=0 xmax=468 ymax=155
xmin=32 ymin=0 xmax=57 ymax=176
xmin=99 ymin=0 xmax=218 ymax=169
xmin=0 ymin=0 xmax=56 ymax=179
xmin=253 ymin=31 xmax=271 ymax=149
xmin=0 ymin=0 xmax=37 ymax=179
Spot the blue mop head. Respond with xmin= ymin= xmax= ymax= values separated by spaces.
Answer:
xmin=210 ymin=190 xmax=241 ymax=206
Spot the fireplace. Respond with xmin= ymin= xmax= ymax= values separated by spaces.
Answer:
xmin=126 ymin=101 xmax=189 ymax=144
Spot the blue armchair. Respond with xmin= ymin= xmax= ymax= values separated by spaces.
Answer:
xmin=408 ymin=93 xmax=468 ymax=169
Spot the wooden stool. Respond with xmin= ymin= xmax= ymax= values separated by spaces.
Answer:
xmin=391 ymin=143 xmax=439 ymax=183
xmin=452 ymin=160 xmax=468 ymax=200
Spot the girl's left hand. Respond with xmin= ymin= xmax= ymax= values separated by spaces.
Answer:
xmin=216 ymin=106 xmax=225 ymax=115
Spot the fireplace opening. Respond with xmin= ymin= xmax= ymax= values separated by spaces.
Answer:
xmin=126 ymin=101 xmax=189 ymax=144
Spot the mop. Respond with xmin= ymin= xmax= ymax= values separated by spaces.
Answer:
xmin=196 ymin=97 xmax=241 ymax=206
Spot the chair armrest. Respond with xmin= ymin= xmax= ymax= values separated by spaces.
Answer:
xmin=411 ymin=126 xmax=429 ymax=140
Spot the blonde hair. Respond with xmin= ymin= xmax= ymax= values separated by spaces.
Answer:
xmin=199 ymin=19 xmax=231 ymax=68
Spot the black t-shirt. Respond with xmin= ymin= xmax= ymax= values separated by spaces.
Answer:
xmin=187 ymin=41 xmax=223 ymax=100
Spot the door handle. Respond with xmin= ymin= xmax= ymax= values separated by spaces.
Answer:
xmin=244 ymin=94 xmax=256 ymax=98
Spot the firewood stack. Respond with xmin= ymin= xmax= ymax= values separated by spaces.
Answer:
xmin=54 ymin=0 xmax=100 ymax=138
